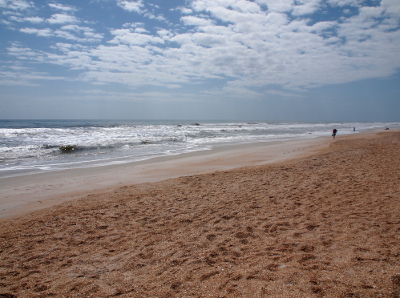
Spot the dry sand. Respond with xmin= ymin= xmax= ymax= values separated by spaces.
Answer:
xmin=0 ymin=131 xmax=399 ymax=297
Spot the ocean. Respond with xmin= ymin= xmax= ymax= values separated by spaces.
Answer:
xmin=0 ymin=119 xmax=397 ymax=179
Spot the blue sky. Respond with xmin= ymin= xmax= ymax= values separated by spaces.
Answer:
xmin=1 ymin=0 xmax=399 ymax=121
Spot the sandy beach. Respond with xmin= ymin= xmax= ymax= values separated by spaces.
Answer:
xmin=0 ymin=131 xmax=399 ymax=297
xmin=0 ymin=136 xmax=332 ymax=220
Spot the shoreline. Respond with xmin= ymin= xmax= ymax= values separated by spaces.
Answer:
xmin=0 ymin=135 xmax=331 ymax=220
xmin=0 ymin=129 xmax=389 ymax=220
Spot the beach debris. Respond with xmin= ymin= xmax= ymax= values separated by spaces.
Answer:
xmin=59 ymin=145 xmax=77 ymax=153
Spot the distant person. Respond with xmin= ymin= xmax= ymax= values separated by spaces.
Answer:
xmin=332 ymin=129 xmax=337 ymax=139
xmin=353 ymin=127 xmax=355 ymax=132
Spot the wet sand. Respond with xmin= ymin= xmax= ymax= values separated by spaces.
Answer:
xmin=0 ymin=131 xmax=399 ymax=297
xmin=0 ymin=136 xmax=332 ymax=220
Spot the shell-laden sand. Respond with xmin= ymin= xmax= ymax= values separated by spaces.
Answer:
xmin=0 ymin=132 xmax=399 ymax=297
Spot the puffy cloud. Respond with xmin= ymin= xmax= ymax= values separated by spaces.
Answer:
xmin=20 ymin=28 xmax=53 ymax=37
xmin=57 ymin=29 xmax=102 ymax=43
xmin=20 ymin=25 xmax=103 ymax=43
xmin=116 ymin=0 xmax=167 ymax=22
xmin=255 ymin=0 xmax=294 ymax=12
xmin=24 ymin=16 xmax=45 ymax=23
xmin=9 ymin=16 xmax=45 ymax=23
xmin=327 ymin=0 xmax=360 ymax=7
xmin=381 ymin=0 xmax=400 ymax=16
xmin=3 ymin=0 xmax=400 ymax=94
xmin=157 ymin=29 xmax=174 ymax=40
xmin=181 ymin=16 xmax=214 ymax=26
xmin=144 ymin=12 xmax=168 ymax=22
xmin=178 ymin=7 xmax=193 ymax=14
xmin=230 ymin=0 xmax=261 ymax=13
xmin=54 ymin=29 xmax=84 ymax=41
xmin=291 ymin=0 xmax=322 ymax=16
xmin=47 ymin=14 xmax=79 ymax=24
xmin=311 ymin=21 xmax=337 ymax=35
xmin=0 ymin=0 xmax=33 ymax=10
xmin=61 ymin=25 xmax=103 ymax=40
xmin=191 ymin=32 xmax=227 ymax=46
xmin=48 ymin=3 xmax=77 ymax=12
xmin=117 ymin=0 xmax=144 ymax=13
xmin=7 ymin=43 xmax=45 ymax=61
xmin=191 ymin=0 xmax=273 ymax=14
xmin=169 ymin=34 xmax=193 ymax=45
xmin=358 ymin=6 xmax=384 ymax=19
xmin=109 ymin=29 xmax=164 ymax=45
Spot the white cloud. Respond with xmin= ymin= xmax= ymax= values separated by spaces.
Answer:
xmin=47 ymin=14 xmax=79 ymax=24
xmin=181 ymin=16 xmax=214 ymax=26
xmin=292 ymin=0 xmax=322 ymax=16
xmin=169 ymin=34 xmax=193 ymax=45
xmin=60 ymin=25 xmax=103 ymax=42
xmin=191 ymin=0 xmax=264 ymax=14
xmin=52 ymin=43 xmax=89 ymax=52
xmin=134 ymin=27 xmax=148 ymax=33
xmin=309 ymin=20 xmax=337 ymax=33
xmin=327 ymin=0 xmax=360 ymax=7
xmin=24 ymin=16 xmax=45 ymax=23
xmin=0 ymin=67 xmax=67 ymax=86
xmin=61 ymin=25 xmax=84 ymax=31
xmin=359 ymin=6 xmax=384 ymax=19
xmin=144 ymin=12 xmax=168 ymax=22
xmin=0 ymin=19 xmax=12 ymax=27
xmin=255 ymin=0 xmax=294 ymax=12
xmin=381 ymin=0 xmax=400 ymax=17
xmin=110 ymin=28 xmax=131 ymax=36
xmin=191 ymin=32 xmax=227 ymax=47
xmin=116 ymin=1 xmax=167 ymax=22
xmin=48 ymin=3 xmax=77 ymax=12
xmin=122 ymin=22 xmax=145 ymax=28
xmin=7 ymin=43 xmax=45 ymax=61
xmin=109 ymin=29 xmax=164 ymax=45
xmin=157 ymin=29 xmax=173 ymax=39
xmin=9 ymin=16 xmax=45 ymax=23
xmin=54 ymin=29 xmax=82 ymax=41
xmin=19 ymin=25 xmax=103 ymax=42
xmin=117 ymin=0 xmax=144 ymax=13
xmin=20 ymin=28 xmax=53 ymax=37
xmin=0 ymin=0 xmax=33 ymax=10
xmin=177 ymin=7 xmax=193 ymax=14
xmin=209 ymin=6 xmax=267 ymax=24
xmin=4 ymin=0 xmax=400 ymax=95
xmin=9 ymin=15 xmax=25 ymax=22
xmin=231 ymin=0 xmax=261 ymax=13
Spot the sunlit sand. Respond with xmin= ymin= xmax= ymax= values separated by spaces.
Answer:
xmin=0 ymin=130 xmax=399 ymax=297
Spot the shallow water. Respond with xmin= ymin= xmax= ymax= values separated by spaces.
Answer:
xmin=0 ymin=119 xmax=397 ymax=178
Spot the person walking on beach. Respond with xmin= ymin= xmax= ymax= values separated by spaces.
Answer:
xmin=332 ymin=129 xmax=337 ymax=139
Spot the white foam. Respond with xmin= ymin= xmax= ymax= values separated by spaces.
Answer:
xmin=0 ymin=120 xmax=397 ymax=179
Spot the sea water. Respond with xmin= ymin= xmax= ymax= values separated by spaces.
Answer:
xmin=0 ymin=120 xmax=397 ymax=179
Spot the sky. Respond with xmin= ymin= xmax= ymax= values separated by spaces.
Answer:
xmin=0 ymin=0 xmax=399 ymax=121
